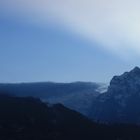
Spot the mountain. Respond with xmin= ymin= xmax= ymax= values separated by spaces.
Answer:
xmin=0 ymin=94 xmax=93 ymax=140
xmin=1 ymin=94 xmax=140 ymax=140
xmin=0 ymin=94 xmax=95 ymax=140
xmin=89 ymin=67 xmax=140 ymax=124
xmin=0 ymin=82 xmax=107 ymax=116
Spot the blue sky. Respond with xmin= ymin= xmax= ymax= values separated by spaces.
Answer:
xmin=0 ymin=0 xmax=140 ymax=83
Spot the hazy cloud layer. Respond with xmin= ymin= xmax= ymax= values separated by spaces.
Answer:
xmin=1 ymin=0 xmax=140 ymax=59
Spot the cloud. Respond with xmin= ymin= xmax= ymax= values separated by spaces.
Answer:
xmin=1 ymin=0 xmax=140 ymax=59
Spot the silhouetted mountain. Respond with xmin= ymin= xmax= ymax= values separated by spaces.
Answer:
xmin=0 ymin=94 xmax=93 ymax=140
xmin=1 ymin=94 xmax=140 ymax=140
xmin=0 ymin=82 xmax=107 ymax=116
xmin=89 ymin=67 xmax=140 ymax=124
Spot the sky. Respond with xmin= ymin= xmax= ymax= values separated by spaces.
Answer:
xmin=0 ymin=0 xmax=140 ymax=83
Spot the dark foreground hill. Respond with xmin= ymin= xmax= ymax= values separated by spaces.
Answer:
xmin=1 ymin=94 xmax=140 ymax=140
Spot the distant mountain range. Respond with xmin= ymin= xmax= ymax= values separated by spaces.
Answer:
xmin=0 ymin=82 xmax=107 ymax=116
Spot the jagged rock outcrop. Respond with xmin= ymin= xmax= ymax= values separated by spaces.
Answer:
xmin=108 ymin=66 xmax=140 ymax=96
xmin=89 ymin=67 xmax=140 ymax=124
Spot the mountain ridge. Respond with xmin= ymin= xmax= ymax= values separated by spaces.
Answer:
xmin=0 ymin=81 xmax=107 ymax=117
xmin=89 ymin=66 xmax=140 ymax=124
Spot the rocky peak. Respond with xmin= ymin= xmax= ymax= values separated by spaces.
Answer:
xmin=108 ymin=67 xmax=140 ymax=95
xmin=89 ymin=67 xmax=140 ymax=124
xmin=130 ymin=66 xmax=140 ymax=75
xmin=89 ymin=67 xmax=140 ymax=123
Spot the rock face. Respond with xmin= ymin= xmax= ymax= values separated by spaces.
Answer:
xmin=108 ymin=66 xmax=140 ymax=96
xmin=89 ymin=67 xmax=140 ymax=124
